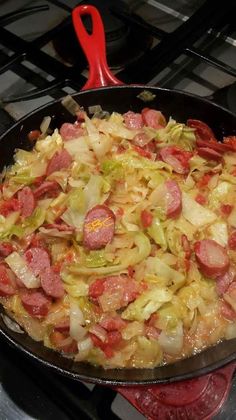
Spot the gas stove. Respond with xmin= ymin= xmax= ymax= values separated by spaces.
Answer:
xmin=0 ymin=1 xmax=235 ymax=419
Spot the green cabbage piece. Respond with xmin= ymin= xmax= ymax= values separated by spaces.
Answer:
xmin=85 ymin=250 xmax=107 ymax=268
xmin=101 ymin=160 xmax=125 ymax=180
xmin=182 ymin=192 xmax=217 ymax=227
xmin=22 ymin=208 xmax=46 ymax=235
xmin=67 ymin=232 xmax=151 ymax=276
xmin=155 ymin=118 xmax=196 ymax=151
xmin=147 ymin=217 xmax=167 ymax=249
xmin=0 ymin=211 xmax=23 ymax=240
xmin=130 ymin=336 xmax=163 ymax=368
xmin=145 ymin=257 xmax=185 ymax=290
xmin=122 ymin=287 xmax=172 ymax=321
xmin=208 ymin=181 xmax=232 ymax=209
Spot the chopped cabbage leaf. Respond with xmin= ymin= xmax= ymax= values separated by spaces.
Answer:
xmin=155 ymin=118 xmax=196 ymax=151
xmin=145 ymin=257 xmax=185 ymax=289
xmin=209 ymin=222 xmax=228 ymax=246
xmin=5 ymin=252 xmax=40 ymax=288
xmin=182 ymin=192 xmax=217 ymax=227
xmin=147 ymin=217 xmax=167 ymax=249
xmin=208 ymin=181 xmax=232 ymax=209
xmin=122 ymin=287 xmax=172 ymax=321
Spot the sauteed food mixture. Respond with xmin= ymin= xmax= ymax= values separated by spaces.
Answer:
xmin=0 ymin=106 xmax=236 ymax=368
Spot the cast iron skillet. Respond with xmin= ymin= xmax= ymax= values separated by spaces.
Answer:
xmin=0 ymin=5 xmax=236 ymax=386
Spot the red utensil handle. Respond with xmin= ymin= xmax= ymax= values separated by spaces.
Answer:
xmin=115 ymin=363 xmax=236 ymax=420
xmin=72 ymin=5 xmax=123 ymax=90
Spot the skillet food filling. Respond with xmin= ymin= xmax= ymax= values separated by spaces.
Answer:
xmin=0 ymin=107 xmax=236 ymax=368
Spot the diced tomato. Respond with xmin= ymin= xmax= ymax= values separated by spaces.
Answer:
xmin=27 ymin=130 xmax=41 ymax=142
xmin=128 ymin=266 xmax=135 ymax=278
xmin=220 ymin=204 xmax=233 ymax=216
xmin=133 ymin=145 xmax=152 ymax=159
xmin=0 ymin=242 xmax=14 ymax=257
xmin=52 ymin=261 xmax=63 ymax=273
xmin=184 ymin=258 xmax=191 ymax=272
xmin=195 ymin=193 xmax=207 ymax=205
xmin=100 ymin=316 xmax=127 ymax=331
xmin=89 ymin=278 xmax=106 ymax=299
xmin=116 ymin=207 xmax=124 ymax=218
xmin=0 ymin=198 xmax=21 ymax=217
xmin=141 ymin=210 xmax=153 ymax=228
xmin=50 ymin=331 xmax=78 ymax=353
xmin=181 ymin=234 xmax=191 ymax=259
xmin=196 ymin=173 xmax=212 ymax=188
xmin=223 ymin=136 xmax=236 ymax=151
xmin=146 ymin=313 xmax=159 ymax=327
xmin=228 ymin=231 xmax=236 ymax=250
xmin=107 ymin=331 xmax=122 ymax=346
xmin=89 ymin=333 xmax=114 ymax=358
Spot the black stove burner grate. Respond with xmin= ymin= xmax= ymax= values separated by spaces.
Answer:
xmin=0 ymin=0 xmax=234 ymax=107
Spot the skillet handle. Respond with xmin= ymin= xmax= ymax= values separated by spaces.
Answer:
xmin=72 ymin=5 xmax=123 ymax=90
xmin=115 ymin=362 xmax=236 ymax=420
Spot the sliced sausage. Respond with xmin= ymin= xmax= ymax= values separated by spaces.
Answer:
xmin=142 ymin=108 xmax=166 ymax=129
xmin=159 ymin=146 xmax=192 ymax=174
xmin=165 ymin=180 xmax=182 ymax=219
xmin=34 ymin=181 xmax=60 ymax=198
xmin=20 ymin=289 xmax=51 ymax=318
xmin=215 ymin=268 xmax=235 ymax=296
xmin=132 ymin=132 xmax=151 ymax=147
xmin=50 ymin=331 xmax=78 ymax=353
xmin=220 ymin=300 xmax=236 ymax=321
xmin=141 ymin=209 xmax=153 ymax=228
xmin=83 ymin=205 xmax=115 ymax=250
xmin=40 ymin=267 xmax=64 ymax=298
xmin=187 ymin=119 xmax=215 ymax=141
xmin=60 ymin=122 xmax=84 ymax=141
xmin=197 ymin=147 xmax=222 ymax=162
xmin=0 ymin=242 xmax=14 ymax=258
xmin=98 ymin=276 xmax=140 ymax=311
xmin=43 ymin=223 xmax=74 ymax=232
xmin=24 ymin=247 xmax=50 ymax=277
xmin=123 ymin=111 xmax=144 ymax=129
xmin=18 ymin=186 xmax=35 ymax=217
xmin=228 ymin=231 xmax=236 ymax=250
xmin=223 ymin=136 xmax=236 ymax=152
xmin=194 ymin=239 xmax=229 ymax=279
xmin=196 ymin=138 xmax=231 ymax=153
xmin=0 ymin=265 xmax=17 ymax=297
xmin=46 ymin=149 xmax=72 ymax=176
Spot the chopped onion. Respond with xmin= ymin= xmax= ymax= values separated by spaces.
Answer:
xmin=158 ymin=323 xmax=183 ymax=355
xmin=69 ymin=299 xmax=86 ymax=341
xmin=89 ymin=324 xmax=107 ymax=342
xmin=61 ymin=95 xmax=81 ymax=115
xmin=5 ymin=252 xmax=40 ymax=289
xmin=1 ymin=314 xmax=24 ymax=334
xmin=78 ymin=336 xmax=93 ymax=353
xmin=75 ymin=336 xmax=93 ymax=361
xmin=40 ymin=116 xmax=51 ymax=135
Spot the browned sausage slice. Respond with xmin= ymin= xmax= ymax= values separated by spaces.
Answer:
xmin=123 ymin=111 xmax=144 ymax=129
xmin=60 ymin=122 xmax=84 ymax=141
xmin=18 ymin=186 xmax=35 ymax=217
xmin=40 ymin=267 xmax=64 ymax=298
xmin=34 ymin=181 xmax=60 ymax=198
xmin=194 ymin=239 xmax=229 ymax=279
xmin=24 ymin=247 xmax=50 ymax=277
xmin=20 ymin=289 xmax=51 ymax=318
xmin=46 ymin=149 xmax=72 ymax=176
xmin=0 ymin=265 xmax=17 ymax=296
xmin=165 ymin=180 xmax=182 ymax=219
xmin=83 ymin=205 xmax=115 ymax=250
xmin=159 ymin=146 xmax=192 ymax=174
xmin=197 ymin=147 xmax=222 ymax=162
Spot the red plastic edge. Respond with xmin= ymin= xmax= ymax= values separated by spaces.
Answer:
xmin=72 ymin=5 xmax=123 ymax=90
xmin=114 ymin=362 xmax=236 ymax=420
